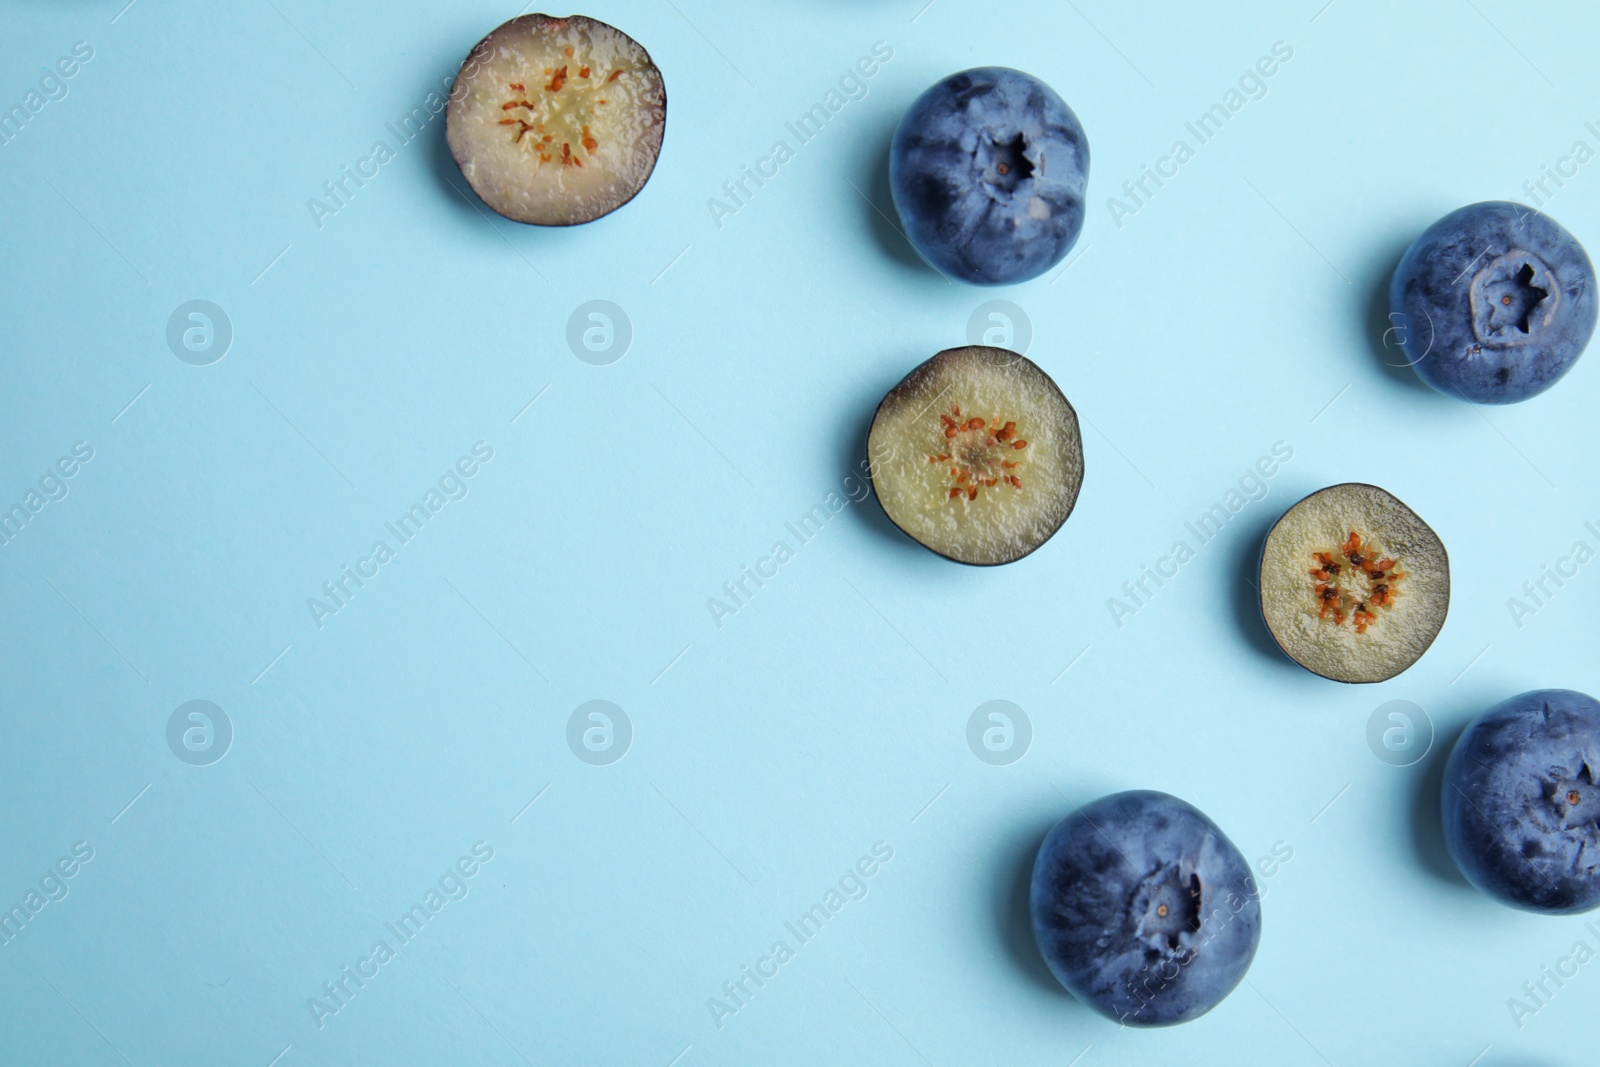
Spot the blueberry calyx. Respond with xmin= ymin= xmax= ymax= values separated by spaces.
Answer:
xmin=1133 ymin=865 xmax=1205 ymax=954
xmin=977 ymin=131 xmax=1035 ymax=196
xmin=1547 ymin=765 xmax=1599 ymax=830
xmin=1470 ymin=251 xmax=1558 ymax=346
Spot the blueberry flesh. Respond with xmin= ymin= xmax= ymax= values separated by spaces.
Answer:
xmin=1442 ymin=690 xmax=1600 ymax=914
xmin=1389 ymin=202 xmax=1596 ymax=403
xmin=890 ymin=68 xmax=1088 ymax=285
xmin=1030 ymin=791 xmax=1261 ymax=1026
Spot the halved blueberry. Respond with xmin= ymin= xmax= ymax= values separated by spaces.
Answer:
xmin=890 ymin=68 xmax=1088 ymax=285
xmin=1259 ymin=483 xmax=1448 ymax=684
xmin=447 ymin=14 xmax=665 ymax=225
xmin=1030 ymin=790 xmax=1261 ymax=1026
xmin=1388 ymin=202 xmax=1596 ymax=403
xmin=867 ymin=346 xmax=1083 ymax=565
xmin=1442 ymin=690 xmax=1600 ymax=914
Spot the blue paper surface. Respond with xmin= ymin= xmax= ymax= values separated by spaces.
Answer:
xmin=2 ymin=1 xmax=1598 ymax=1063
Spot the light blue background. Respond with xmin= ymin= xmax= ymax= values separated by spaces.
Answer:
xmin=3 ymin=0 xmax=1598 ymax=1063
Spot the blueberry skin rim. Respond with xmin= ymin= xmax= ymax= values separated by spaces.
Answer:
xmin=1388 ymin=201 xmax=1597 ymax=403
xmin=1255 ymin=482 xmax=1451 ymax=684
xmin=1029 ymin=789 xmax=1263 ymax=1027
xmin=865 ymin=346 xmax=1083 ymax=567
xmin=447 ymin=13 xmax=667 ymax=227
xmin=1441 ymin=689 xmax=1600 ymax=914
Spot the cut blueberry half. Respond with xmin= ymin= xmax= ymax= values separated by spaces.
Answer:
xmin=1030 ymin=790 xmax=1261 ymax=1026
xmin=1259 ymin=483 xmax=1448 ymax=684
xmin=867 ymin=346 xmax=1083 ymax=565
xmin=447 ymin=14 xmax=665 ymax=225
xmin=1442 ymin=689 xmax=1600 ymax=914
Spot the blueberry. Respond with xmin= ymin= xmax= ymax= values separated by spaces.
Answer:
xmin=1388 ymin=202 xmax=1596 ymax=403
xmin=1258 ymin=483 xmax=1450 ymax=684
xmin=1442 ymin=689 xmax=1600 ymax=914
xmin=867 ymin=346 xmax=1084 ymax=565
xmin=890 ymin=68 xmax=1088 ymax=285
xmin=1030 ymin=790 xmax=1261 ymax=1026
xmin=447 ymin=15 xmax=666 ymax=225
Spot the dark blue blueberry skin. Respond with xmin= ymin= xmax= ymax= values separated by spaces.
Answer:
xmin=890 ymin=68 xmax=1088 ymax=285
xmin=1389 ymin=202 xmax=1596 ymax=403
xmin=1442 ymin=689 xmax=1600 ymax=914
xmin=1029 ymin=790 xmax=1261 ymax=1026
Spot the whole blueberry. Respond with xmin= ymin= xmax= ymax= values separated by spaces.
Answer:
xmin=890 ymin=68 xmax=1088 ymax=285
xmin=1441 ymin=689 xmax=1600 ymax=914
xmin=1388 ymin=202 xmax=1596 ymax=403
xmin=1029 ymin=790 xmax=1261 ymax=1026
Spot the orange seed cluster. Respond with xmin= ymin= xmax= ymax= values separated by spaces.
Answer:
xmin=1310 ymin=531 xmax=1405 ymax=633
xmin=497 ymin=57 xmax=630 ymax=166
xmin=926 ymin=403 xmax=1028 ymax=502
